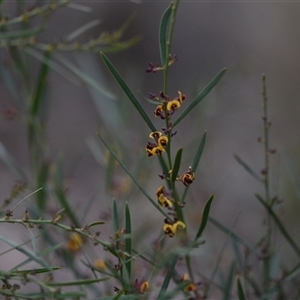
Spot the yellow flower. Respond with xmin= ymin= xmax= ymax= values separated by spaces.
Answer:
xmin=146 ymin=144 xmax=164 ymax=157
xmin=146 ymin=132 xmax=168 ymax=157
xmin=66 ymin=232 xmax=84 ymax=252
xmin=154 ymin=105 xmax=165 ymax=119
xmin=140 ymin=281 xmax=149 ymax=293
xmin=158 ymin=136 xmax=168 ymax=149
xmin=184 ymin=283 xmax=197 ymax=292
xmin=149 ymin=131 xmax=162 ymax=139
xmin=156 ymin=186 xmax=173 ymax=207
xmin=166 ymin=99 xmax=181 ymax=111
xmin=163 ymin=221 xmax=186 ymax=237
xmin=94 ymin=259 xmax=106 ymax=270
xmin=158 ymin=194 xmax=173 ymax=208
xmin=179 ymin=166 xmax=195 ymax=186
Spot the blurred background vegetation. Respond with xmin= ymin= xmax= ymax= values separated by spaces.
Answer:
xmin=1 ymin=0 xmax=300 ymax=298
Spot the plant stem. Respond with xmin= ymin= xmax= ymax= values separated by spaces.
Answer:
xmin=262 ymin=74 xmax=272 ymax=287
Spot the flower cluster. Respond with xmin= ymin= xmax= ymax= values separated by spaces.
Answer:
xmin=156 ymin=186 xmax=173 ymax=207
xmin=163 ymin=219 xmax=186 ymax=238
xmin=152 ymin=91 xmax=186 ymax=120
xmin=145 ymin=131 xmax=168 ymax=157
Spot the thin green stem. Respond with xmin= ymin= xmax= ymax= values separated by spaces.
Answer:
xmin=262 ymin=74 xmax=272 ymax=287
xmin=163 ymin=0 xmax=180 ymax=95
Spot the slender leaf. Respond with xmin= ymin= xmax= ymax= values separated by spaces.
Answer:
xmin=159 ymin=3 xmax=173 ymax=66
xmin=174 ymin=68 xmax=227 ymax=126
xmin=31 ymin=51 xmax=51 ymax=116
xmin=66 ymin=19 xmax=101 ymax=42
xmin=87 ymin=221 xmax=105 ymax=228
xmin=9 ymin=267 xmax=60 ymax=277
xmin=209 ymin=216 xmax=252 ymax=248
xmin=0 ymin=142 xmax=27 ymax=181
xmin=10 ymin=244 xmax=63 ymax=272
xmin=112 ymin=198 xmax=119 ymax=233
xmin=237 ymin=277 xmax=246 ymax=300
xmin=0 ymin=25 xmax=43 ymax=40
xmin=234 ymin=154 xmax=263 ymax=183
xmin=194 ymin=194 xmax=213 ymax=241
xmin=47 ymin=277 xmax=109 ymax=287
xmin=0 ymin=235 xmax=51 ymax=270
xmin=25 ymin=47 xmax=80 ymax=85
xmin=224 ymin=262 xmax=236 ymax=300
xmin=124 ymin=202 xmax=131 ymax=280
xmin=256 ymin=193 xmax=300 ymax=259
xmin=67 ymin=2 xmax=92 ymax=12
xmin=157 ymin=253 xmax=179 ymax=299
xmin=97 ymin=133 xmax=169 ymax=219
xmin=192 ymin=131 xmax=207 ymax=171
xmin=55 ymin=52 xmax=115 ymax=99
xmin=232 ymin=239 xmax=244 ymax=269
xmin=172 ymin=148 xmax=182 ymax=182
xmin=101 ymin=52 xmax=156 ymax=132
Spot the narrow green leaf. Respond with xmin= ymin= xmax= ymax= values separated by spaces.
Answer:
xmin=87 ymin=221 xmax=105 ymax=228
xmin=174 ymin=68 xmax=227 ymax=126
xmin=10 ymin=244 xmax=63 ymax=272
xmin=0 ymin=26 xmax=43 ymax=40
xmin=67 ymin=2 xmax=92 ymax=12
xmin=256 ymin=194 xmax=300 ymax=259
xmin=192 ymin=131 xmax=207 ymax=171
xmin=55 ymin=52 xmax=115 ymax=99
xmin=31 ymin=51 xmax=51 ymax=116
xmin=234 ymin=154 xmax=263 ymax=183
xmin=232 ymin=239 xmax=244 ymax=269
xmin=125 ymin=202 xmax=131 ymax=280
xmin=194 ymin=194 xmax=213 ymax=241
xmin=208 ymin=216 xmax=252 ymax=249
xmin=237 ymin=277 xmax=246 ymax=300
xmin=9 ymin=267 xmax=60 ymax=277
xmin=0 ymin=142 xmax=27 ymax=181
xmin=224 ymin=262 xmax=236 ymax=300
xmin=157 ymin=253 xmax=179 ymax=299
xmin=25 ymin=47 xmax=80 ymax=85
xmin=159 ymin=3 xmax=173 ymax=66
xmin=101 ymin=52 xmax=156 ymax=132
xmin=0 ymin=235 xmax=51 ymax=270
xmin=172 ymin=148 xmax=183 ymax=182
xmin=47 ymin=277 xmax=109 ymax=287
xmin=97 ymin=133 xmax=169 ymax=219
xmin=112 ymin=199 xmax=119 ymax=233
xmin=66 ymin=19 xmax=101 ymax=42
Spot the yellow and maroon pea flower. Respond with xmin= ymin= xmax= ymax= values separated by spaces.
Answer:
xmin=158 ymin=135 xmax=168 ymax=149
xmin=177 ymin=91 xmax=186 ymax=103
xmin=140 ymin=281 xmax=149 ymax=293
xmin=146 ymin=132 xmax=168 ymax=157
xmin=149 ymin=131 xmax=162 ymax=140
xmin=154 ymin=105 xmax=165 ymax=119
xmin=146 ymin=142 xmax=163 ymax=157
xmin=94 ymin=259 xmax=106 ymax=270
xmin=66 ymin=232 xmax=84 ymax=252
xmin=158 ymin=194 xmax=173 ymax=207
xmin=156 ymin=186 xmax=173 ymax=207
xmin=180 ymin=273 xmax=197 ymax=292
xmin=163 ymin=220 xmax=186 ymax=237
xmin=166 ymin=99 xmax=181 ymax=112
xmin=179 ymin=166 xmax=195 ymax=186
